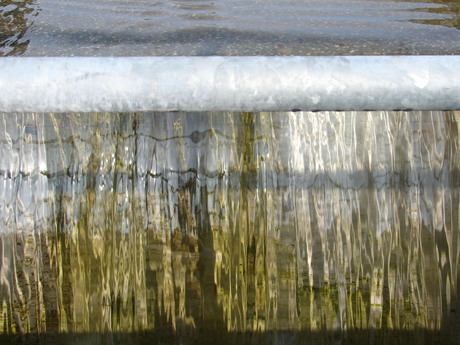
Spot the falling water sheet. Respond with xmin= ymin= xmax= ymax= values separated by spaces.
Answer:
xmin=0 ymin=110 xmax=459 ymax=344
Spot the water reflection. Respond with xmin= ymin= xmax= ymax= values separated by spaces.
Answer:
xmin=407 ymin=0 xmax=460 ymax=29
xmin=173 ymin=0 xmax=222 ymax=21
xmin=0 ymin=111 xmax=459 ymax=344
xmin=0 ymin=0 xmax=39 ymax=56
xmin=9 ymin=0 xmax=459 ymax=56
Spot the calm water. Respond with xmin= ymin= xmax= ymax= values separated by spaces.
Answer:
xmin=0 ymin=111 xmax=459 ymax=344
xmin=1 ymin=0 xmax=460 ymax=56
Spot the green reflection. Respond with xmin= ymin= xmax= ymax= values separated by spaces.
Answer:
xmin=387 ymin=0 xmax=460 ymax=29
xmin=0 ymin=0 xmax=39 ymax=56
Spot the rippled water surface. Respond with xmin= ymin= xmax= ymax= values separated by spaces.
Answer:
xmin=1 ymin=111 xmax=459 ymax=344
xmin=1 ymin=0 xmax=460 ymax=55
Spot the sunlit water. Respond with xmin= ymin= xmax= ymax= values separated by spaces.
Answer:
xmin=0 ymin=111 xmax=459 ymax=344
xmin=1 ymin=1 xmax=460 ymax=343
xmin=1 ymin=0 xmax=460 ymax=56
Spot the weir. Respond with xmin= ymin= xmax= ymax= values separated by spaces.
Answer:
xmin=0 ymin=57 xmax=460 ymax=344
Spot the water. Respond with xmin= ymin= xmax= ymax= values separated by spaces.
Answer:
xmin=1 ymin=0 xmax=460 ymax=56
xmin=0 ymin=111 xmax=459 ymax=344
xmin=1 ymin=0 xmax=460 ymax=344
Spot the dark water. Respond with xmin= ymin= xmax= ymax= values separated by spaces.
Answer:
xmin=1 ymin=0 xmax=460 ymax=56
xmin=0 ymin=111 xmax=459 ymax=344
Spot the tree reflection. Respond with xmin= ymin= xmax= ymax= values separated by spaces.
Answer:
xmin=0 ymin=0 xmax=39 ymax=56
xmin=391 ymin=0 xmax=460 ymax=30
xmin=413 ymin=0 xmax=460 ymax=30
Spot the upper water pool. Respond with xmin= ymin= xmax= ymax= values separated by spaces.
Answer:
xmin=1 ymin=0 xmax=460 ymax=56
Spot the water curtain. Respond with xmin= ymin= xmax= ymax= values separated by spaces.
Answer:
xmin=0 ymin=57 xmax=459 ymax=344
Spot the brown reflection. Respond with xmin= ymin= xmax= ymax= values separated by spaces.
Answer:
xmin=0 ymin=0 xmax=39 ymax=56
xmin=389 ymin=0 xmax=460 ymax=29
xmin=173 ymin=0 xmax=223 ymax=21
xmin=409 ymin=0 xmax=460 ymax=29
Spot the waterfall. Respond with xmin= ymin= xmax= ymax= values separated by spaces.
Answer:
xmin=0 ymin=111 xmax=459 ymax=344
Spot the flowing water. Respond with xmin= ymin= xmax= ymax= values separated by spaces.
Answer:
xmin=1 ymin=0 xmax=460 ymax=344
xmin=0 ymin=111 xmax=459 ymax=344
